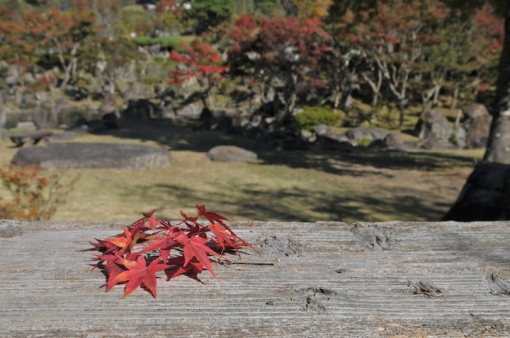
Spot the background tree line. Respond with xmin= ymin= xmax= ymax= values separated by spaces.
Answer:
xmin=0 ymin=0 xmax=503 ymax=131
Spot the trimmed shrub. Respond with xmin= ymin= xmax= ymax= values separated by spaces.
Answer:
xmin=295 ymin=106 xmax=344 ymax=131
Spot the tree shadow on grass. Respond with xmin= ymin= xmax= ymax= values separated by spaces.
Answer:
xmin=102 ymin=120 xmax=479 ymax=177
xmin=126 ymin=182 xmax=451 ymax=222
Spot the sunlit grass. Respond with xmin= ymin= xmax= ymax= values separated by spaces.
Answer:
xmin=0 ymin=122 xmax=482 ymax=223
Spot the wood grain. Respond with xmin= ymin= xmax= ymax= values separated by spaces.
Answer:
xmin=1 ymin=220 xmax=510 ymax=337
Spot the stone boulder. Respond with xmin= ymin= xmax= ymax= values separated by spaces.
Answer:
xmin=461 ymin=103 xmax=489 ymax=120
xmin=176 ymin=101 xmax=204 ymax=120
xmin=12 ymin=143 xmax=171 ymax=169
xmin=206 ymin=146 xmax=257 ymax=163
xmin=99 ymin=92 xmax=117 ymax=115
xmin=459 ymin=103 xmax=491 ymax=149
xmin=464 ymin=115 xmax=491 ymax=149
xmin=32 ymin=106 xmax=45 ymax=129
xmin=443 ymin=162 xmax=510 ymax=221
xmin=415 ymin=109 xmax=452 ymax=148
xmin=160 ymin=102 xmax=175 ymax=119
xmin=451 ymin=127 xmax=466 ymax=148
xmin=345 ymin=127 xmax=389 ymax=141
xmin=368 ymin=133 xmax=405 ymax=150
xmin=313 ymin=124 xmax=336 ymax=136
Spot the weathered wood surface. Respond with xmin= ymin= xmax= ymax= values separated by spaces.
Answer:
xmin=1 ymin=220 xmax=510 ymax=337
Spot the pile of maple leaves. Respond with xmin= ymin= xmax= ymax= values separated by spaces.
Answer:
xmin=88 ymin=205 xmax=258 ymax=299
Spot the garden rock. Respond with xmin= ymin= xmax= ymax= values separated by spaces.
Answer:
xmin=16 ymin=121 xmax=36 ymax=132
xmin=416 ymin=109 xmax=452 ymax=147
xmin=32 ymin=106 xmax=49 ymax=129
xmin=369 ymin=133 xmax=407 ymax=150
xmin=99 ymin=92 xmax=117 ymax=115
xmin=461 ymin=103 xmax=489 ymax=120
xmin=176 ymin=101 xmax=203 ymax=120
xmin=12 ymin=143 xmax=171 ymax=169
xmin=383 ymin=133 xmax=404 ymax=146
xmin=313 ymin=124 xmax=335 ymax=136
xmin=300 ymin=129 xmax=315 ymax=142
xmin=52 ymin=98 xmax=69 ymax=117
xmin=206 ymin=145 xmax=257 ymax=163
xmin=160 ymin=101 xmax=175 ymax=119
xmin=345 ymin=127 xmax=389 ymax=141
xmin=443 ymin=162 xmax=510 ymax=221
xmin=464 ymin=115 xmax=491 ymax=149
xmin=50 ymin=131 xmax=77 ymax=141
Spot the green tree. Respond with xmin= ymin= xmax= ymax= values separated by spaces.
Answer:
xmin=189 ymin=0 xmax=236 ymax=33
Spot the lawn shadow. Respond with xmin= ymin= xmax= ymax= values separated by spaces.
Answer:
xmin=101 ymin=120 xmax=479 ymax=177
xmin=124 ymin=182 xmax=451 ymax=222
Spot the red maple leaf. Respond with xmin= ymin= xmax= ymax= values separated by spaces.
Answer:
xmin=105 ymin=227 xmax=139 ymax=254
xmin=164 ymin=256 xmax=204 ymax=281
xmin=141 ymin=232 xmax=180 ymax=262
xmin=208 ymin=222 xmax=240 ymax=252
xmin=90 ymin=206 xmax=259 ymax=298
xmin=88 ymin=238 xmax=118 ymax=254
xmin=114 ymin=256 xmax=170 ymax=299
xmin=173 ymin=233 xmax=221 ymax=277
xmin=102 ymin=260 xmax=126 ymax=292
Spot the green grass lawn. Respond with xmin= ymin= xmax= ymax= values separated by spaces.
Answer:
xmin=0 ymin=120 xmax=483 ymax=223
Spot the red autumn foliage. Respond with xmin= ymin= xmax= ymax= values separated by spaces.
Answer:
xmin=0 ymin=165 xmax=79 ymax=221
xmin=156 ymin=0 xmax=179 ymax=14
xmin=0 ymin=5 xmax=95 ymax=82
xmin=227 ymin=15 xmax=330 ymax=120
xmin=88 ymin=206 xmax=259 ymax=299
xmin=169 ymin=40 xmax=227 ymax=86
xmin=475 ymin=5 xmax=504 ymax=51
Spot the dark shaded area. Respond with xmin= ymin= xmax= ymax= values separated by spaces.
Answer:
xmin=102 ymin=120 xmax=478 ymax=175
xmin=125 ymin=183 xmax=451 ymax=222
xmin=442 ymin=162 xmax=510 ymax=221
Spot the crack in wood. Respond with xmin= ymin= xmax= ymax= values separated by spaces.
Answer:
xmin=408 ymin=280 xmax=443 ymax=298
xmin=0 ymin=222 xmax=23 ymax=238
xmin=303 ymin=296 xmax=326 ymax=314
xmin=486 ymin=273 xmax=510 ymax=296
xmin=350 ymin=223 xmax=393 ymax=251
xmin=293 ymin=287 xmax=339 ymax=314
xmin=255 ymin=235 xmax=300 ymax=257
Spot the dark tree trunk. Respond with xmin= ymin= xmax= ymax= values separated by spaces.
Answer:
xmin=484 ymin=5 xmax=510 ymax=163
xmin=444 ymin=4 xmax=510 ymax=221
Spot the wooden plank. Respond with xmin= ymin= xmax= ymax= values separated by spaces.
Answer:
xmin=1 ymin=220 xmax=510 ymax=337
